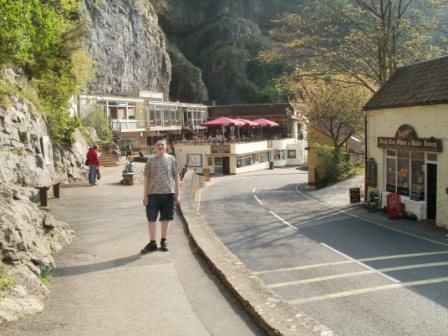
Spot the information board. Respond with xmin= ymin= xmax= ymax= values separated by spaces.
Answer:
xmin=349 ymin=187 xmax=361 ymax=203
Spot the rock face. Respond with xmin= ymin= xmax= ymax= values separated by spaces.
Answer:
xmin=81 ymin=0 xmax=172 ymax=97
xmin=0 ymin=70 xmax=81 ymax=324
xmin=168 ymin=45 xmax=208 ymax=103
xmin=0 ymin=183 xmax=75 ymax=324
xmin=151 ymin=0 xmax=302 ymax=104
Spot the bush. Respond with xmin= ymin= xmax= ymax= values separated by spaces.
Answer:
xmin=0 ymin=1 xmax=94 ymax=145
xmin=314 ymin=144 xmax=360 ymax=189
xmin=81 ymin=106 xmax=112 ymax=142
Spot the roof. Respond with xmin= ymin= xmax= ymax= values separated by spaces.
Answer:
xmin=364 ymin=56 xmax=448 ymax=111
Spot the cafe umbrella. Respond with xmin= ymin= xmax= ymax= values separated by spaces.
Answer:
xmin=253 ymin=118 xmax=279 ymax=136
xmin=202 ymin=117 xmax=245 ymax=138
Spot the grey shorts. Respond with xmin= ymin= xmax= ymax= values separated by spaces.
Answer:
xmin=146 ymin=194 xmax=175 ymax=221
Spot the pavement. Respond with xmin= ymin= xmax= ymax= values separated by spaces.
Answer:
xmin=3 ymin=165 xmax=442 ymax=335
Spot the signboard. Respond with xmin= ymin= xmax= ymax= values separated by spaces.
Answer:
xmin=349 ymin=187 xmax=361 ymax=203
xmin=378 ymin=124 xmax=442 ymax=152
xmin=366 ymin=158 xmax=377 ymax=187
xmin=211 ymin=144 xmax=230 ymax=154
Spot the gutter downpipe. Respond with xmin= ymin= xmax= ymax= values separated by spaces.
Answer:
xmin=364 ymin=109 xmax=368 ymax=203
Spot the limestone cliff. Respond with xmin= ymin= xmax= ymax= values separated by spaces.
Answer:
xmin=152 ymin=0 xmax=302 ymax=104
xmin=81 ymin=0 xmax=172 ymax=97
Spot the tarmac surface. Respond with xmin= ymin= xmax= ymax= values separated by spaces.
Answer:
xmin=4 ymin=163 xmax=437 ymax=335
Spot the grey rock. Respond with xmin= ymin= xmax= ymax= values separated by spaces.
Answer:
xmin=81 ymin=0 xmax=171 ymax=96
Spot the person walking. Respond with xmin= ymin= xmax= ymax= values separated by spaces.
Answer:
xmin=141 ymin=137 xmax=180 ymax=253
xmin=86 ymin=144 xmax=100 ymax=185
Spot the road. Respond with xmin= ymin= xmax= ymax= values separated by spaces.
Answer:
xmin=199 ymin=168 xmax=448 ymax=336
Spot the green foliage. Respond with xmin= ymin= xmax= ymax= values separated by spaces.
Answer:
xmin=314 ymin=144 xmax=360 ymax=189
xmin=9 ymin=148 xmax=26 ymax=157
xmin=259 ymin=85 xmax=286 ymax=103
xmin=81 ymin=106 xmax=112 ymax=141
xmin=288 ymin=77 xmax=370 ymax=149
xmin=180 ymin=17 xmax=287 ymax=104
xmin=0 ymin=0 xmax=95 ymax=145
xmin=262 ymin=0 xmax=448 ymax=93
xmin=0 ymin=273 xmax=15 ymax=290
xmin=39 ymin=264 xmax=52 ymax=285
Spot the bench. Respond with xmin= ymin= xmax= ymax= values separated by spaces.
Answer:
xmin=120 ymin=173 xmax=134 ymax=185
xmin=35 ymin=180 xmax=62 ymax=207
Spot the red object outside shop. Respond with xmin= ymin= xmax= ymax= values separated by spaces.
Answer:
xmin=386 ymin=193 xmax=402 ymax=218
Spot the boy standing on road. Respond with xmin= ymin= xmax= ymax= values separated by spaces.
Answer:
xmin=141 ymin=137 xmax=180 ymax=253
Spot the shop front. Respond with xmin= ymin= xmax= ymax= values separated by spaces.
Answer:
xmin=367 ymin=124 xmax=442 ymax=221
xmin=364 ymin=56 xmax=448 ymax=229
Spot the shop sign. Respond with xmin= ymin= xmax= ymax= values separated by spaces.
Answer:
xmin=377 ymin=124 xmax=442 ymax=152
xmin=211 ymin=144 xmax=230 ymax=154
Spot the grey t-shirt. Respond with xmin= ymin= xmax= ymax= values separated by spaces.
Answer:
xmin=143 ymin=154 xmax=179 ymax=194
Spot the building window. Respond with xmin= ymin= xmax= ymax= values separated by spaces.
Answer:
xmin=385 ymin=149 xmax=428 ymax=199
xmin=287 ymin=150 xmax=296 ymax=158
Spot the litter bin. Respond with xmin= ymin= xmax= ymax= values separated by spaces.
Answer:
xmin=269 ymin=161 xmax=274 ymax=170
xmin=203 ymin=168 xmax=210 ymax=181
xmin=386 ymin=193 xmax=402 ymax=218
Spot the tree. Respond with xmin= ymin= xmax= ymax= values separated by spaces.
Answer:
xmin=289 ymin=77 xmax=370 ymax=149
xmin=261 ymin=0 xmax=448 ymax=93
xmin=0 ymin=0 xmax=95 ymax=144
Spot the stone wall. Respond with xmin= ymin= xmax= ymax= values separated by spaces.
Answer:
xmin=0 ymin=70 xmax=86 ymax=324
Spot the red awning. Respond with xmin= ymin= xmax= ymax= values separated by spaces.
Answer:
xmin=202 ymin=117 xmax=245 ymax=126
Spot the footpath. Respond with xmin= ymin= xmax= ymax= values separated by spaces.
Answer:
xmin=1 ymin=163 xmax=264 ymax=336
xmin=3 ymin=165 xmax=444 ymax=336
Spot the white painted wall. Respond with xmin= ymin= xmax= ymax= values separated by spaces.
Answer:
xmin=367 ymin=104 xmax=448 ymax=229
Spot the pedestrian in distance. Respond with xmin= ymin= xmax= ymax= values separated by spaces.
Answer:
xmin=126 ymin=144 xmax=132 ymax=157
xmin=86 ymin=144 xmax=101 ymax=185
xmin=123 ymin=155 xmax=136 ymax=174
xmin=141 ymin=137 xmax=180 ymax=253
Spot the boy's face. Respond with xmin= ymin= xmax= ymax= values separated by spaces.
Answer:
xmin=155 ymin=140 xmax=167 ymax=154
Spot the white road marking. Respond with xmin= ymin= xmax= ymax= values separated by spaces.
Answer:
xmin=254 ymin=195 xmax=263 ymax=205
xmin=321 ymin=243 xmax=400 ymax=283
xmin=269 ymin=211 xmax=298 ymax=231
xmin=268 ymin=261 xmax=448 ymax=288
xmin=296 ymin=184 xmax=448 ymax=248
xmin=289 ymin=277 xmax=448 ymax=305
xmin=254 ymin=260 xmax=353 ymax=275
xmin=254 ymin=250 xmax=448 ymax=275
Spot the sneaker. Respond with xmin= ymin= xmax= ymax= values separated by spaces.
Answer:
xmin=160 ymin=239 xmax=169 ymax=252
xmin=141 ymin=241 xmax=157 ymax=254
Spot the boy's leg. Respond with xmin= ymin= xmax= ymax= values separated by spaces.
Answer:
xmin=148 ymin=221 xmax=157 ymax=241
xmin=160 ymin=220 xmax=169 ymax=239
